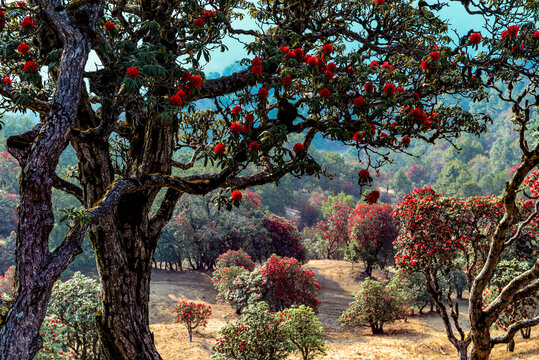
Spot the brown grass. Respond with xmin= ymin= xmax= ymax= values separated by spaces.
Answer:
xmin=149 ymin=260 xmax=539 ymax=360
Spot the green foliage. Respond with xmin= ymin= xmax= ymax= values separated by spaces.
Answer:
xmin=388 ymin=271 xmax=431 ymax=315
xmin=212 ymin=302 xmax=293 ymax=360
xmin=36 ymin=272 xmax=103 ymax=360
xmin=341 ymin=279 xmax=407 ymax=334
xmin=281 ymin=305 xmax=326 ymax=360
xmin=320 ymin=192 xmax=355 ymax=220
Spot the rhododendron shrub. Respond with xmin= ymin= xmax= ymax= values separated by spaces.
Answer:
xmin=261 ymin=215 xmax=306 ymax=262
xmin=315 ymin=201 xmax=353 ymax=259
xmin=340 ymin=279 xmax=407 ymax=334
xmin=215 ymin=249 xmax=255 ymax=271
xmin=345 ymin=204 xmax=398 ymax=276
xmin=281 ymin=305 xmax=326 ymax=360
xmin=0 ymin=266 xmax=15 ymax=300
xmin=172 ymin=301 xmax=212 ymax=342
xmin=0 ymin=151 xmax=20 ymax=193
xmin=213 ymin=256 xmax=321 ymax=313
xmin=41 ymin=272 xmax=103 ymax=360
xmin=211 ymin=302 xmax=293 ymax=360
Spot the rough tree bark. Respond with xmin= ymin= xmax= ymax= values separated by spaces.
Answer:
xmin=0 ymin=1 xmax=103 ymax=359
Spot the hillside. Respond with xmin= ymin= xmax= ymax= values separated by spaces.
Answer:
xmin=148 ymin=261 xmax=539 ymax=360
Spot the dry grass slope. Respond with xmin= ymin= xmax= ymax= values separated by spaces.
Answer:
xmin=149 ymin=260 xmax=539 ymax=360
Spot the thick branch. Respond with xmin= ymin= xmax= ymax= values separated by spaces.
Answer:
xmin=52 ymin=174 xmax=83 ymax=203
xmin=491 ymin=316 xmax=539 ymax=345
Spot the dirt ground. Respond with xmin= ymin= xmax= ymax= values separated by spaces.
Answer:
xmin=149 ymin=260 xmax=539 ymax=360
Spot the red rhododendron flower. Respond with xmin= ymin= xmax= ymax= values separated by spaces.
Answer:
xmin=353 ymin=132 xmax=363 ymax=142
xmin=104 ymin=21 xmax=115 ymax=31
xmin=396 ymin=86 xmax=405 ymax=93
xmin=17 ymin=1 xmax=26 ymax=6
xmin=278 ymin=46 xmax=289 ymax=54
xmin=354 ymin=96 xmax=366 ymax=108
xmin=294 ymin=48 xmax=304 ymax=58
xmin=194 ymin=18 xmax=205 ymax=27
xmin=3 ymin=76 xmax=11 ymax=84
xmin=251 ymin=57 xmax=262 ymax=66
xmin=169 ymin=94 xmax=182 ymax=106
xmin=126 ymin=67 xmax=139 ymax=78
xmin=232 ymin=106 xmax=242 ymax=115
xmin=507 ymin=25 xmax=519 ymax=38
xmin=190 ymin=74 xmax=202 ymax=88
xmin=322 ymin=44 xmax=333 ymax=55
xmin=231 ymin=190 xmax=242 ymax=201
xmin=23 ymin=61 xmax=37 ymax=73
xmin=307 ymin=56 xmax=319 ymax=67
xmin=245 ymin=113 xmax=255 ymax=123
xmin=319 ymin=88 xmax=331 ymax=98
xmin=251 ymin=64 xmax=263 ymax=76
xmin=402 ymin=136 xmax=411 ymax=146
xmin=249 ymin=142 xmax=259 ymax=150
xmin=176 ymin=89 xmax=187 ymax=100
xmin=374 ymin=0 xmax=385 ymax=4
xmin=282 ymin=76 xmax=292 ymax=86
xmin=365 ymin=190 xmax=380 ymax=204
xmin=381 ymin=61 xmax=395 ymax=71
xmin=421 ymin=60 xmax=431 ymax=70
xmin=21 ymin=16 xmax=35 ymax=30
xmin=293 ymin=143 xmax=305 ymax=153
xmin=214 ymin=143 xmax=226 ymax=155
xmin=359 ymin=169 xmax=370 ymax=179
xmin=413 ymin=92 xmax=420 ymax=99
xmin=258 ymin=87 xmax=269 ymax=98
xmin=242 ymin=124 xmax=250 ymax=133
xmin=469 ymin=32 xmax=482 ymax=44
xmin=392 ymin=121 xmax=398 ymax=126
xmin=230 ymin=122 xmax=241 ymax=134
xmin=370 ymin=123 xmax=376 ymax=135
xmin=383 ymin=82 xmax=396 ymax=94
xmin=204 ymin=10 xmax=215 ymax=18
xmin=17 ymin=43 xmax=30 ymax=54
xmin=430 ymin=51 xmax=440 ymax=61
xmin=364 ymin=82 xmax=374 ymax=92
xmin=534 ymin=31 xmax=539 ymax=39
xmin=0 ymin=11 xmax=5 ymax=27
xmin=370 ymin=60 xmax=379 ymax=67
xmin=324 ymin=71 xmax=334 ymax=81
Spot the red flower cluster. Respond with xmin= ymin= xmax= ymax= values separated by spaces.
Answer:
xmin=215 ymin=249 xmax=255 ymax=271
xmin=245 ymin=113 xmax=254 ymax=123
xmin=353 ymin=131 xmax=363 ymax=142
xmin=258 ymin=87 xmax=269 ymax=98
xmin=249 ymin=142 xmax=259 ymax=150
xmin=0 ymin=11 xmax=5 ymax=28
xmin=189 ymin=74 xmax=202 ymax=88
xmin=374 ymin=0 xmax=385 ymax=4
xmin=292 ymin=143 xmax=304 ymax=153
xmin=3 ymin=76 xmax=11 ymax=84
xmin=381 ymin=61 xmax=396 ymax=71
xmin=17 ymin=43 xmax=30 ymax=54
xmin=194 ymin=18 xmax=205 ymax=27
xmin=23 ymin=61 xmax=37 ymax=73
xmin=104 ymin=21 xmax=115 ymax=31
xmin=319 ymin=88 xmax=331 ymax=98
xmin=365 ymin=190 xmax=380 ymax=204
xmin=21 ymin=16 xmax=35 ymax=30
xmin=382 ymin=82 xmax=396 ymax=95
xmin=430 ymin=50 xmax=440 ymax=61
xmin=502 ymin=25 xmax=519 ymax=40
xmin=469 ymin=32 xmax=482 ymax=45
xmin=169 ymin=94 xmax=182 ymax=106
xmin=251 ymin=64 xmax=262 ymax=76
xmin=214 ymin=143 xmax=226 ymax=155
xmin=282 ymin=76 xmax=292 ymax=86
xmin=231 ymin=190 xmax=242 ymax=202
xmin=322 ymin=43 xmax=333 ymax=55
xmin=126 ymin=67 xmax=139 ymax=78
xmin=359 ymin=169 xmax=370 ymax=179
xmin=232 ymin=106 xmax=242 ymax=115
xmin=534 ymin=31 xmax=539 ymax=39
xmin=364 ymin=82 xmax=374 ymax=92
xmin=204 ymin=10 xmax=215 ymax=18
xmin=401 ymin=136 xmax=411 ymax=146
xmin=354 ymin=96 xmax=366 ymax=108
xmin=230 ymin=122 xmax=241 ymax=134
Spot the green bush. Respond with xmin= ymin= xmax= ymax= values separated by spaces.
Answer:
xmin=341 ymin=279 xmax=407 ymax=334
xmin=212 ymin=302 xmax=293 ymax=360
xmin=215 ymin=249 xmax=256 ymax=271
xmin=281 ymin=305 xmax=326 ymax=360
xmin=35 ymin=272 xmax=103 ymax=360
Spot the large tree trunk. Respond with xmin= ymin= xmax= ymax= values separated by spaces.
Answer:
xmin=93 ymin=215 xmax=162 ymax=360
xmin=0 ymin=1 xmax=101 ymax=358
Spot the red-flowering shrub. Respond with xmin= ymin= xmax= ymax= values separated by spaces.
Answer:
xmin=0 ymin=265 xmax=15 ymax=299
xmin=316 ymin=201 xmax=353 ymax=259
xmin=261 ymin=215 xmax=306 ymax=262
xmin=216 ymin=250 xmax=255 ymax=271
xmin=172 ymin=300 xmax=212 ymax=342
xmin=341 ymin=279 xmax=406 ymax=334
xmin=345 ymin=203 xmax=397 ymax=276
xmin=261 ymin=255 xmax=320 ymax=312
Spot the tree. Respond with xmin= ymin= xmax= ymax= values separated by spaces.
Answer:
xmin=315 ymin=201 xmax=353 ymax=259
xmin=0 ymin=1 xmax=491 ymax=359
xmin=281 ymin=305 xmax=326 ymax=360
xmin=346 ymin=203 xmax=398 ymax=277
xmin=172 ymin=301 xmax=212 ymax=342
xmin=340 ymin=279 xmax=407 ymax=334
xmin=261 ymin=215 xmax=306 ymax=262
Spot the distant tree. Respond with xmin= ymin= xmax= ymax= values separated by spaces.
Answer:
xmin=315 ymin=201 xmax=353 ymax=259
xmin=346 ymin=204 xmax=398 ymax=277
xmin=391 ymin=168 xmax=413 ymax=199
